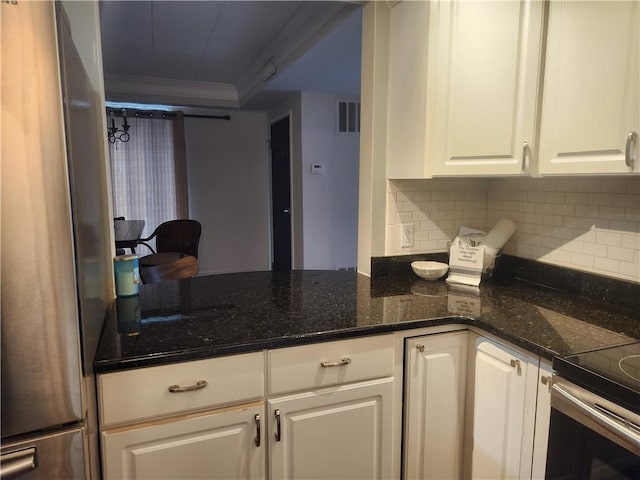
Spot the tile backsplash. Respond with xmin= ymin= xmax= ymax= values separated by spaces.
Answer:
xmin=386 ymin=177 xmax=640 ymax=283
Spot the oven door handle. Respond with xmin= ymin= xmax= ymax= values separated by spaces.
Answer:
xmin=551 ymin=381 xmax=640 ymax=453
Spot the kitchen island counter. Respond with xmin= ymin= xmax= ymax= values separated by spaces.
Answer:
xmin=94 ymin=267 xmax=640 ymax=373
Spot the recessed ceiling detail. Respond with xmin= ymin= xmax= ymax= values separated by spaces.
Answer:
xmin=99 ymin=1 xmax=360 ymax=108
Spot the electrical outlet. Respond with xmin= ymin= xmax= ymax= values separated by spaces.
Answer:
xmin=401 ymin=223 xmax=414 ymax=248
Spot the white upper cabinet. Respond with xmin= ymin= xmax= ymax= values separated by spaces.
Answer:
xmin=386 ymin=0 xmax=544 ymax=178
xmin=428 ymin=0 xmax=544 ymax=176
xmin=538 ymin=1 xmax=639 ymax=174
xmin=387 ymin=1 xmax=431 ymax=179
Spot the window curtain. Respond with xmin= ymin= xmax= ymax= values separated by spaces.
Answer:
xmin=108 ymin=110 xmax=188 ymax=248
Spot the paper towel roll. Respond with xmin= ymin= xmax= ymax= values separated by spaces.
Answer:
xmin=483 ymin=219 xmax=516 ymax=251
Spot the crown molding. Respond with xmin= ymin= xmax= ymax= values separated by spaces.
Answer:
xmin=104 ymin=74 xmax=240 ymax=108
xmin=236 ymin=2 xmax=360 ymax=106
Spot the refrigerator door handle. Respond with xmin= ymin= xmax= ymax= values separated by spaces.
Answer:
xmin=0 ymin=447 xmax=37 ymax=478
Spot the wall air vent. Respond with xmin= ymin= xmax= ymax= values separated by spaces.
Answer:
xmin=337 ymin=101 xmax=360 ymax=134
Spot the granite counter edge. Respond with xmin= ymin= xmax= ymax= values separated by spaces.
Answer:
xmin=93 ymin=315 xmax=560 ymax=374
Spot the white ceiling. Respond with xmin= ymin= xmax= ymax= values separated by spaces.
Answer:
xmin=99 ymin=1 xmax=362 ymax=110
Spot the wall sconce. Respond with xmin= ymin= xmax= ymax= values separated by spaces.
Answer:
xmin=108 ymin=109 xmax=131 ymax=144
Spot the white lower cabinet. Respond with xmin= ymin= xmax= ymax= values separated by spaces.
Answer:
xmin=99 ymin=335 xmax=396 ymax=480
xmin=403 ymin=332 xmax=469 ymax=480
xmin=101 ymin=402 xmax=265 ymax=480
xmin=268 ymin=377 xmax=394 ymax=480
xmin=402 ymin=331 xmax=550 ymax=480
xmin=469 ymin=336 xmax=540 ymax=480
xmin=98 ymin=331 xmax=553 ymax=480
xmin=267 ymin=335 xmax=396 ymax=480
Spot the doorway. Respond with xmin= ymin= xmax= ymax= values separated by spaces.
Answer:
xmin=270 ymin=115 xmax=292 ymax=271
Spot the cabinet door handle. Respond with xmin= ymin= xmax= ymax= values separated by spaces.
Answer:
xmin=320 ymin=357 xmax=351 ymax=368
xmin=168 ymin=380 xmax=207 ymax=393
xmin=416 ymin=344 xmax=425 ymax=352
xmin=522 ymin=142 xmax=529 ymax=171
xmin=625 ymin=131 xmax=637 ymax=168
xmin=254 ymin=414 xmax=261 ymax=447
xmin=274 ymin=409 xmax=282 ymax=442
xmin=510 ymin=359 xmax=522 ymax=375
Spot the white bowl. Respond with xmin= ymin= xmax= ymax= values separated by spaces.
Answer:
xmin=411 ymin=261 xmax=449 ymax=281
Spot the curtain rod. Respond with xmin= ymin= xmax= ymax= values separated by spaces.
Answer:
xmin=107 ymin=108 xmax=231 ymax=121
xmin=184 ymin=114 xmax=231 ymax=120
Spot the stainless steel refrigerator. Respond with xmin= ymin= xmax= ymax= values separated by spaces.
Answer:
xmin=1 ymin=1 xmax=111 ymax=478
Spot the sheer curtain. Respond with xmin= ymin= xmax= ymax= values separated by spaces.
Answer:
xmin=109 ymin=110 xmax=188 ymax=250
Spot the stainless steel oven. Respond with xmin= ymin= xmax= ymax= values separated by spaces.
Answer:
xmin=546 ymin=342 xmax=640 ymax=479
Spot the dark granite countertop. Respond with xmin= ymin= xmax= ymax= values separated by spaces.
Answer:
xmin=94 ymin=268 xmax=640 ymax=374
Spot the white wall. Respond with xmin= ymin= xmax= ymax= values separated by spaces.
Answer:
xmin=185 ymin=112 xmax=270 ymax=274
xmin=386 ymin=177 xmax=640 ymax=283
xmin=269 ymin=91 xmax=360 ymax=271
xmin=301 ymin=92 xmax=359 ymax=269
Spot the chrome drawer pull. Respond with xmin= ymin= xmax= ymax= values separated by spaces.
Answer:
xmin=522 ymin=141 xmax=529 ymax=171
xmin=510 ymin=359 xmax=522 ymax=375
xmin=320 ymin=357 xmax=352 ymax=368
xmin=168 ymin=380 xmax=208 ymax=393
xmin=625 ymin=131 xmax=637 ymax=168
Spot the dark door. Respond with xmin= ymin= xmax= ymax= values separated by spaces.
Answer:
xmin=270 ymin=116 xmax=292 ymax=271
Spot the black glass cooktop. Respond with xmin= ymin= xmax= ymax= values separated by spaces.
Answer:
xmin=553 ymin=341 xmax=640 ymax=415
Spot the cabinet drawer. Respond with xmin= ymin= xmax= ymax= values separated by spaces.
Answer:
xmin=98 ymin=351 xmax=265 ymax=427
xmin=268 ymin=335 xmax=394 ymax=395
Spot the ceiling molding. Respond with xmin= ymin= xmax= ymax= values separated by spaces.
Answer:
xmin=104 ymin=74 xmax=240 ymax=108
xmin=236 ymin=2 xmax=360 ymax=106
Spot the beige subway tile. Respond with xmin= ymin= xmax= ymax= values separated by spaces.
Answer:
xmin=600 ymin=178 xmax=628 ymax=193
xmin=593 ymin=257 xmax=619 ymax=273
xmin=611 ymin=193 xmax=639 ymax=208
xmin=554 ymin=180 xmax=578 ymax=193
xmin=569 ymin=252 xmax=595 ymax=268
xmin=527 ymin=191 xmax=546 ymax=203
xmin=626 ymin=180 xmax=640 ymax=194
xmin=566 ymin=192 xmax=589 ymax=205
xmin=516 ymin=244 xmax=534 ymax=257
xmin=415 ymin=230 xmax=429 ymax=241
xmin=623 ymin=209 xmax=640 ymax=222
xmin=595 ymin=230 xmax=622 ymax=246
xmin=574 ymin=205 xmax=597 ymax=217
xmin=575 ymin=178 xmax=600 ymax=192
xmin=535 ymin=203 xmax=555 ymax=215
xmin=552 ymin=226 xmax=574 ymax=239
xmin=543 ymin=214 xmax=564 ymax=226
xmin=420 ymin=219 xmax=438 ymax=231
xmin=560 ymin=240 xmax=584 ymax=254
xmin=607 ymin=246 xmax=635 ymax=262
xmin=588 ymin=192 xmax=613 ymax=206
xmin=412 ymin=211 xmax=428 ymax=222
xmin=598 ymin=206 xmax=626 ymax=220
xmin=397 ymin=191 xmax=413 ymax=203
xmin=430 ymin=210 xmax=450 ymax=220
xmin=621 ymin=234 xmax=640 ymax=250
xmin=610 ymin=219 xmax=639 ymax=232
xmin=525 ymin=212 xmax=545 ymax=224
xmin=542 ymin=237 xmax=563 ymax=249
xmin=396 ymin=212 xmax=413 ymax=223
xmin=575 ymin=229 xmax=597 ymax=243
xmin=582 ymin=242 xmax=604 ymax=257
xmin=554 ymin=204 xmax=575 ymax=216
xmin=618 ymin=261 xmax=640 ymax=280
